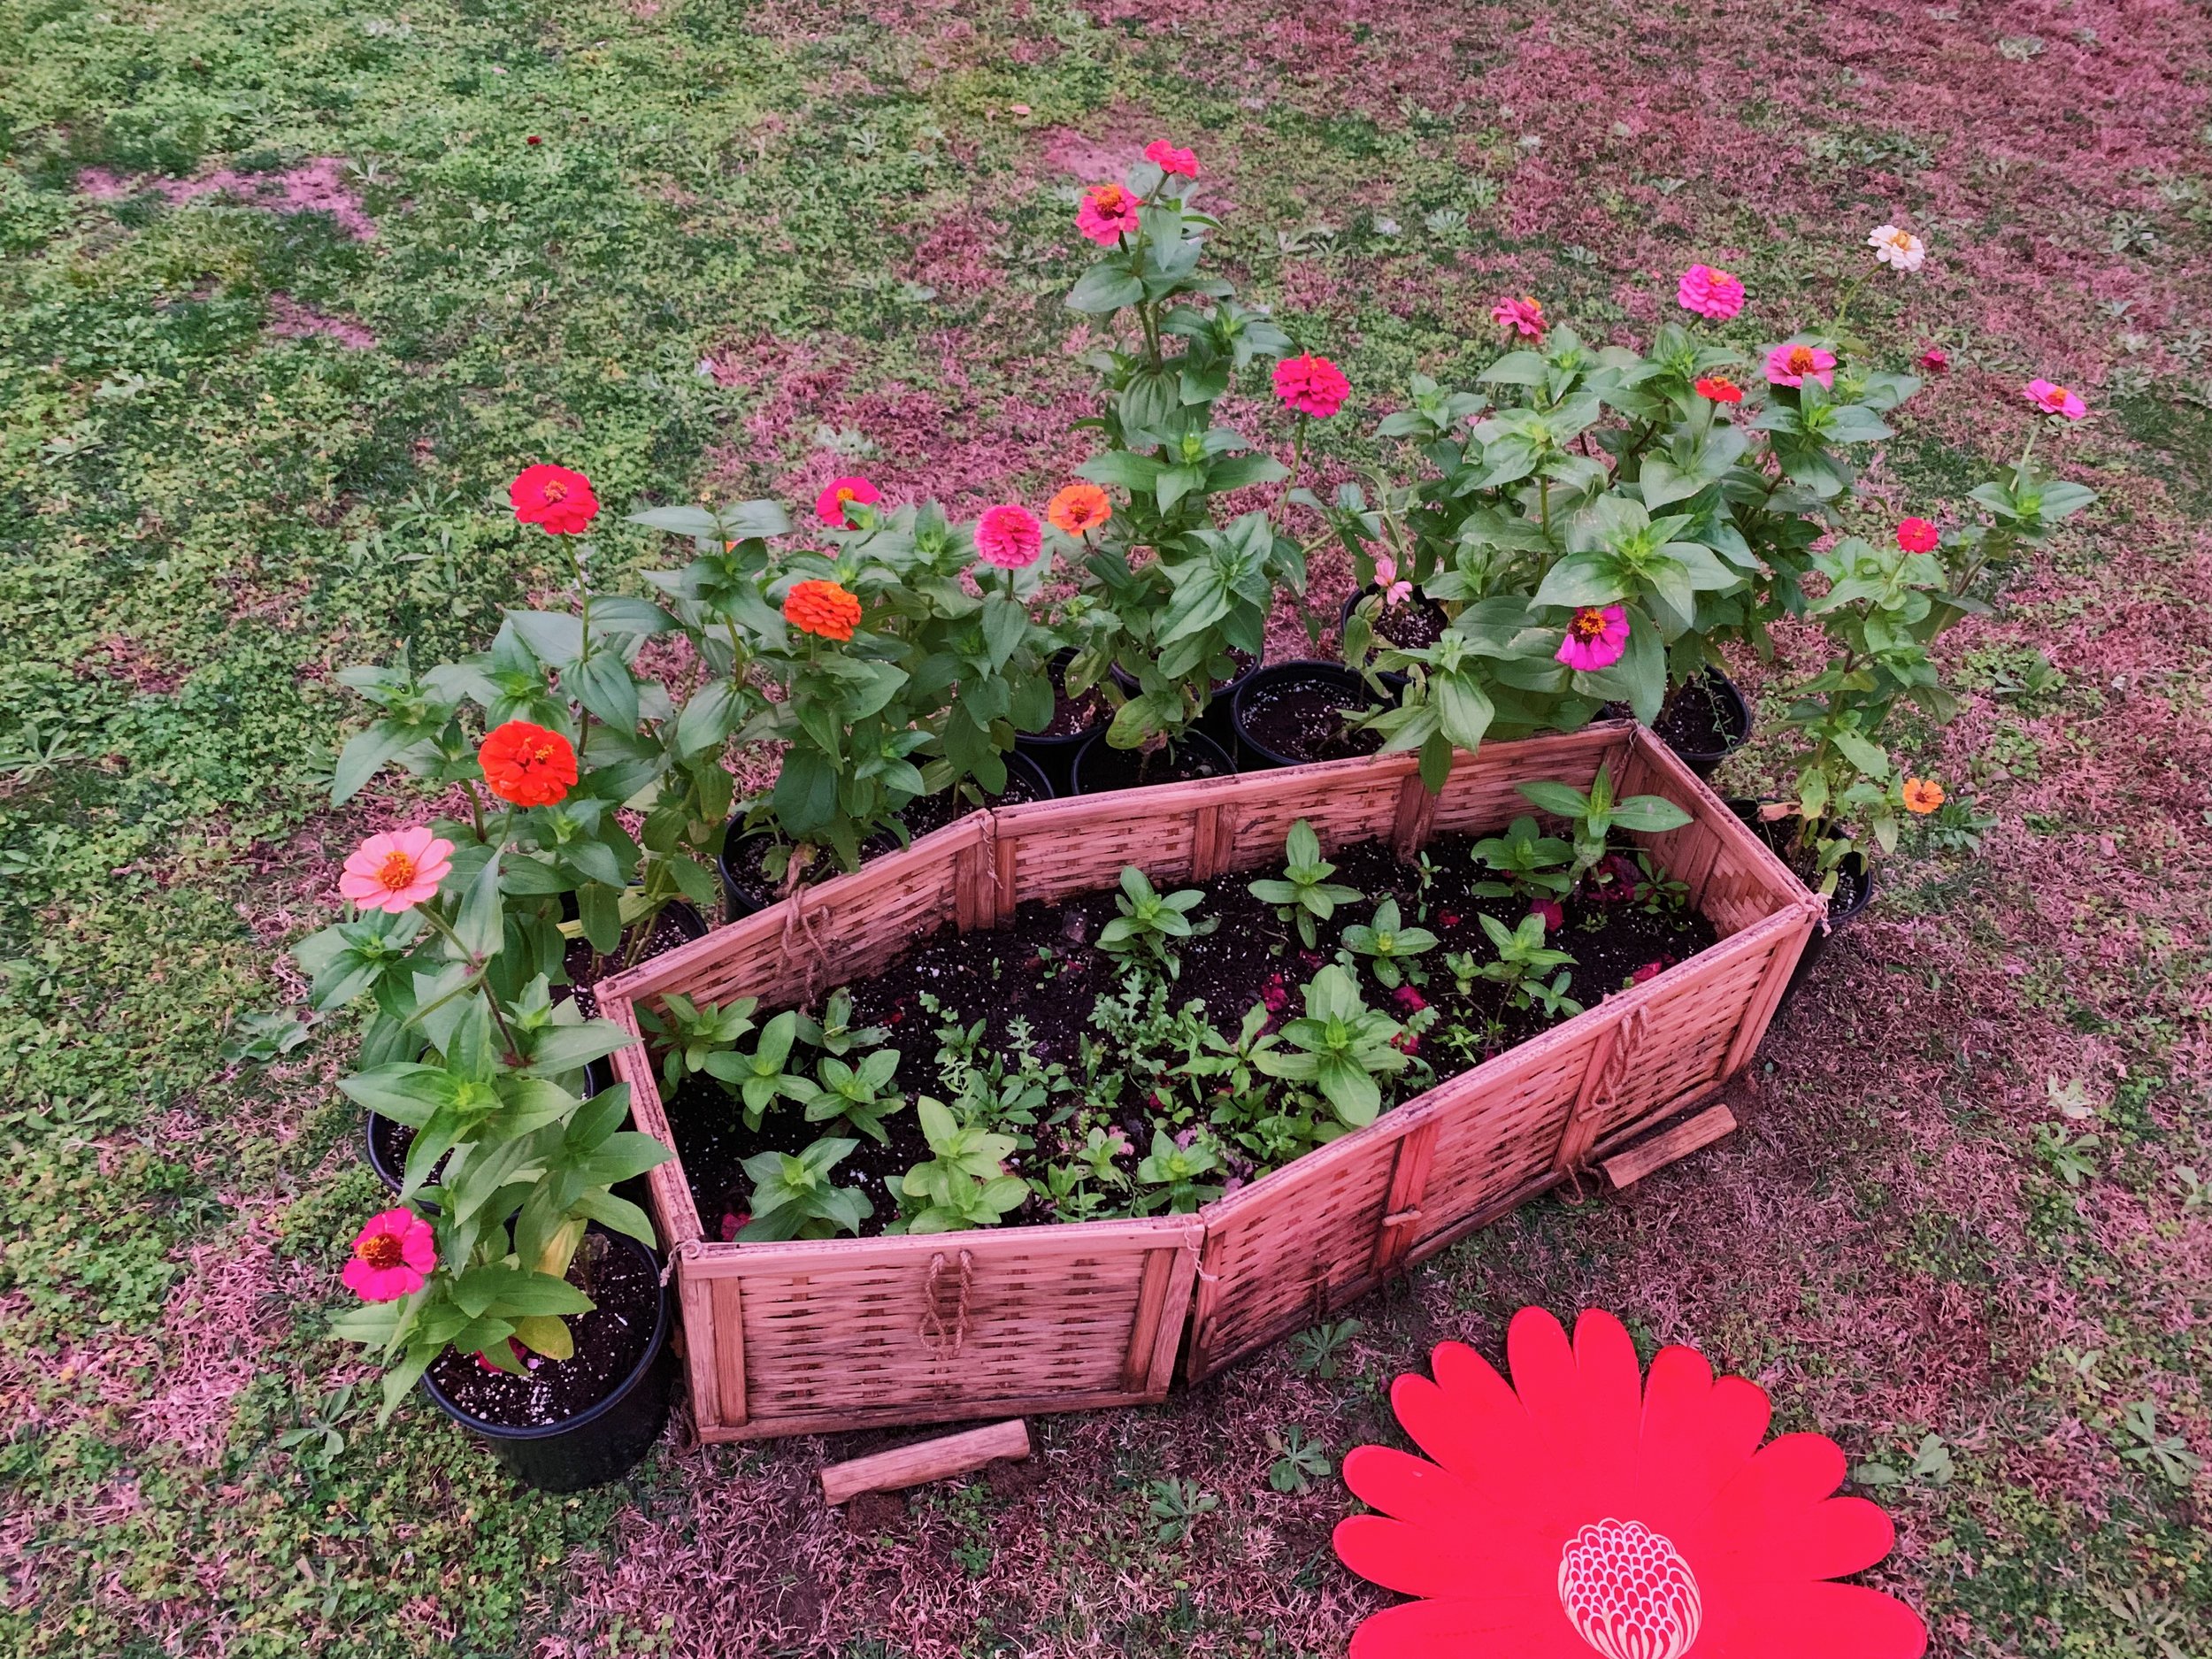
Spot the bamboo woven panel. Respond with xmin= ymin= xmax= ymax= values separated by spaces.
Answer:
xmin=678 ymin=1218 xmax=1201 ymax=1441
xmin=1426 ymin=724 xmax=1624 ymax=838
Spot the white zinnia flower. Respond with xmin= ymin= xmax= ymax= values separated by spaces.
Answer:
xmin=1868 ymin=224 xmax=1927 ymax=272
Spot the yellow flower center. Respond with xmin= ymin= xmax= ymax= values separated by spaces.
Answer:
xmin=1571 ymin=609 xmax=1609 ymax=640
xmin=837 ymin=487 xmax=856 ymax=503
xmin=375 ymin=850 xmax=419 ymax=892
xmin=1096 ymin=185 xmax=1125 ymax=211
xmin=355 ymin=1232 xmax=403 ymax=1268
xmin=542 ymin=480 xmax=567 ymax=502
xmin=2044 ymin=385 xmax=2070 ymax=405
xmin=1787 ymin=346 xmax=1817 ymax=374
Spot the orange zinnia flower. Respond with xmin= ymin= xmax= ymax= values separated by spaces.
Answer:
xmin=1901 ymin=777 xmax=1945 ymax=815
xmin=785 ymin=579 xmax=862 ymax=642
xmin=1047 ymin=482 xmax=1111 ymax=536
xmin=479 ymin=720 xmax=579 ymax=808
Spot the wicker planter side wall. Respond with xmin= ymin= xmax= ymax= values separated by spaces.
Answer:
xmin=595 ymin=724 xmax=1821 ymax=1440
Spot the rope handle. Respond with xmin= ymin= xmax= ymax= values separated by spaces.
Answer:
xmin=919 ymin=1248 xmax=976 ymax=1356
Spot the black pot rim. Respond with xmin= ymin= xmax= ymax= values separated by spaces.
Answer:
xmin=1018 ymin=647 xmax=1110 ymax=751
xmin=417 ymin=1227 xmax=671 ymax=1444
xmin=1726 ymin=795 xmax=1876 ymax=923
xmin=1229 ymin=658 xmax=1386 ymax=770
xmin=1663 ymin=666 xmax=1754 ymax=763
xmin=1069 ymin=727 xmax=1235 ymax=794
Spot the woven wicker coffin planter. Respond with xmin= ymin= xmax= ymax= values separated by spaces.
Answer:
xmin=595 ymin=722 xmax=1824 ymax=1441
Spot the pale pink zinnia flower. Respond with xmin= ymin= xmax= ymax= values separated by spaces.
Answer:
xmin=1675 ymin=264 xmax=1745 ymax=321
xmin=1867 ymin=224 xmax=1927 ymax=272
xmin=1075 ymin=181 xmax=1142 ymax=245
xmin=1555 ymin=604 xmax=1630 ymax=672
xmin=342 ymin=1208 xmax=436 ymax=1302
xmin=339 ymin=825 xmax=454 ymax=914
xmin=1489 ymin=295 xmax=1546 ymax=339
xmin=1765 ymin=341 xmax=1837 ymax=389
xmin=974 ymin=503 xmax=1044 ymax=569
xmin=1273 ymin=353 xmax=1350 ymax=418
xmin=1143 ymin=140 xmax=1198 ymax=178
xmin=2024 ymin=379 xmax=2087 ymax=420
xmin=1374 ymin=553 xmax=1412 ymax=607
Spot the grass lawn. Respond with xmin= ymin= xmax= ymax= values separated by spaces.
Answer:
xmin=2 ymin=0 xmax=2208 ymax=1653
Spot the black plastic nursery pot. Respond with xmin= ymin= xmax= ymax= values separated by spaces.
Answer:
xmin=1727 ymin=797 xmax=1874 ymax=1004
xmin=718 ymin=751 xmax=1056 ymax=920
xmin=418 ymin=1227 xmax=676 ymax=1494
xmin=1229 ymin=659 xmax=1388 ymax=771
xmin=1655 ymin=668 xmax=1754 ymax=780
xmin=1336 ymin=586 xmax=1451 ymax=681
xmin=1070 ymin=727 xmax=1236 ymax=794
xmin=1110 ymin=650 xmax=1258 ymax=750
xmin=1013 ymin=648 xmax=1110 ymax=795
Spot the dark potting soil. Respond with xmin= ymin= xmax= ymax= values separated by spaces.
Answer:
xmin=664 ymin=833 xmax=1715 ymax=1238
xmin=1239 ymin=676 xmax=1385 ymax=764
xmin=1371 ymin=598 xmax=1448 ymax=653
xmin=1076 ymin=738 xmax=1232 ymax=790
xmin=422 ymin=1234 xmax=657 ymax=1428
xmin=1037 ymin=663 xmax=1108 ymax=739
xmin=1640 ymin=677 xmax=1748 ymax=757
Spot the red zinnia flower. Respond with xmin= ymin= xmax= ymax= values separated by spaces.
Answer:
xmin=1273 ymin=353 xmax=1350 ymax=419
xmin=815 ymin=475 xmax=879 ymax=527
xmin=479 ymin=719 xmax=579 ymax=808
xmin=509 ymin=464 xmax=599 ymax=534
xmin=1895 ymin=518 xmax=1939 ymax=553
xmin=1336 ymin=1309 xmax=1928 ymax=1659
xmin=1694 ymin=376 xmax=1744 ymax=404
xmin=1529 ymin=898 xmax=1564 ymax=932
xmin=1143 ymin=140 xmax=1198 ymax=178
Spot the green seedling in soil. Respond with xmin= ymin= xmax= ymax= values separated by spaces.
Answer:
xmin=1147 ymin=1478 xmax=1219 ymax=1545
xmin=1248 ymin=818 xmax=1365 ymax=949
xmin=1340 ymin=896 xmax=1439 ymax=989
xmin=1098 ymin=864 xmax=1214 ymax=978
xmin=901 ymin=1096 xmax=1026 ymax=1233
xmin=703 ymin=1010 xmax=814 ymax=1129
xmin=2116 ymin=1402 xmax=2202 ymax=1488
xmin=737 ymin=1137 xmax=873 ymax=1240
xmin=639 ymin=992 xmax=758 ymax=1089
xmin=1469 ymin=814 xmax=1575 ymax=902
xmin=1290 ymin=1317 xmax=1364 ymax=1379
xmin=1133 ymin=1127 xmax=1224 ymax=1213
xmin=803 ymin=1048 xmax=907 ymax=1144
xmin=1265 ymin=1425 xmax=1333 ymax=1494
xmin=1476 ymin=912 xmax=1579 ymax=1010
xmin=793 ymin=987 xmax=889 ymax=1056
xmin=1517 ymin=771 xmax=1693 ymax=887
xmin=1256 ymin=965 xmax=1410 ymax=1127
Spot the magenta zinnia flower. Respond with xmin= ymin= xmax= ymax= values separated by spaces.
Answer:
xmin=1765 ymin=342 xmax=1837 ymax=389
xmin=339 ymin=826 xmax=454 ymax=914
xmin=1489 ymin=296 xmax=1546 ymax=340
xmin=1675 ymin=264 xmax=1746 ymax=321
xmin=974 ymin=503 xmax=1043 ymax=569
xmin=2024 ymin=379 xmax=2087 ymax=420
xmin=1274 ymin=353 xmax=1350 ymax=419
xmin=1895 ymin=518 xmax=1939 ymax=553
xmin=342 ymin=1208 xmax=435 ymax=1302
xmin=1075 ymin=181 xmax=1142 ymax=245
xmin=1143 ymin=140 xmax=1198 ymax=178
xmin=814 ymin=474 xmax=879 ymax=527
xmin=1555 ymin=604 xmax=1630 ymax=672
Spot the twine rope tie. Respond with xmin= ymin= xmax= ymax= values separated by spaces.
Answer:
xmin=919 ymin=1248 xmax=975 ymax=1356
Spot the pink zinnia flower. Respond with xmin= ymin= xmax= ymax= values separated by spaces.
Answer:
xmin=1143 ymin=140 xmax=1198 ymax=178
xmin=1555 ymin=604 xmax=1630 ymax=672
xmin=1489 ymin=295 xmax=1546 ymax=339
xmin=1529 ymin=898 xmax=1564 ymax=932
xmin=974 ymin=503 xmax=1043 ymax=569
xmin=1273 ymin=353 xmax=1349 ymax=419
xmin=1076 ymin=181 xmax=1142 ymax=245
xmin=1631 ymin=959 xmax=1665 ymax=985
xmin=2024 ymin=379 xmax=2086 ymax=420
xmin=1675 ymin=264 xmax=1746 ymax=321
xmin=1374 ymin=553 xmax=1413 ymax=607
xmin=1765 ymin=342 xmax=1837 ymax=389
xmin=1393 ymin=985 xmax=1429 ymax=1013
xmin=1895 ymin=518 xmax=1939 ymax=553
xmin=815 ymin=475 xmax=879 ymax=527
xmin=342 ymin=1208 xmax=436 ymax=1302
xmin=339 ymin=826 xmax=454 ymax=914
xmin=1918 ymin=345 xmax=1949 ymax=373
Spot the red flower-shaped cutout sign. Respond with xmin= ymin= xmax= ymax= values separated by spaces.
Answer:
xmin=1334 ymin=1309 xmax=1927 ymax=1659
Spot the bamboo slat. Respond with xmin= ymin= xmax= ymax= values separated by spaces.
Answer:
xmin=595 ymin=725 xmax=1817 ymax=1435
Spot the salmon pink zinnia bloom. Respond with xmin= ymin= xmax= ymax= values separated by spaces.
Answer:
xmin=1868 ymin=224 xmax=1927 ymax=272
xmin=975 ymin=503 xmax=1044 ymax=570
xmin=1765 ymin=342 xmax=1837 ymax=389
xmin=342 ymin=1208 xmax=436 ymax=1302
xmin=1555 ymin=604 xmax=1630 ymax=672
xmin=510 ymin=464 xmax=599 ymax=535
xmin=1490 ymin=296 xmax=1546 ymax=340
xmin=1274 ymin=353 xmax=1350 ymax=419
xmin=1143 ymin=140 xmax=1198 ymax=178
xmin=1676 ymin=264 xmax=1746 ymax=321
xmin=1076 ymin=182 xmax=1142 ymax=244
xmin=1902 ymin=777 xmax=1946 ymax=815
xmin=1895 ymin=518 xmax=1939 ymax=553
xmin=1334 ymin=1308 xmax=1929 ymax=1659
xmin=1047 ymin=482 xmax=1111 ymax=536
xmin=339 ymin=825 xmax=455 ymax=914
xmin=1694 ymin=376 xmax=1744 ymax=404
xmin=479 ymin=720 xmax=579 ymax=808
xmin=2024 ymin=379 xmax=2086 ymax=420
xmin=815 ymin=475 xmax=879 ymax=527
